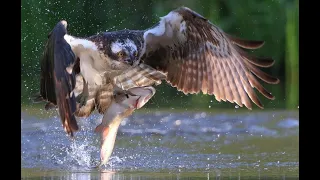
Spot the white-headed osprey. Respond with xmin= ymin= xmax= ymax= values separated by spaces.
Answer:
xmin=33 ymin=7 xmax=279 ymax=167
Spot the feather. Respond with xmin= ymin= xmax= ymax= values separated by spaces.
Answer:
xmin=245 ymin=61 xmax=280 ymax=84
xmin=236 ymin=46 xmax=275 ymax=68
xmin=142 ymin=7 xmax=279 ymax=109
xmin=36 ymin=21 xmax=78 ymax=137
xmin=225 ymin=33 xmax=265 ymax=49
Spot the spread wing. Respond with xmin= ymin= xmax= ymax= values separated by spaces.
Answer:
xmin=141 ymin=7 xmax=280 ymax=109
xmin=33 ymin=21 xmax=79 ymax=136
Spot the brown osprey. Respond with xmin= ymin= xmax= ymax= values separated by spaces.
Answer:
xmin=33 ymin=7 xmax=279 ymax=167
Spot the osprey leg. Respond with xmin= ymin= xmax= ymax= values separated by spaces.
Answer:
xmin=95 ymin=86 xmax=156 ymax=167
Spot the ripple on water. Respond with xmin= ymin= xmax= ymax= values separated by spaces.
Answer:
xmin=21 ymin=111 xmax=299 ymax=173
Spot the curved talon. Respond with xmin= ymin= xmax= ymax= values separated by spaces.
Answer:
xmin=76 ymin=76 xmax=89 ymax=107
xmin=76 ymin=93 xmax=88 ymax=107
xmin=95 ymin=163 xmax=104 ymax=169
xmin=96 ymin=162 xmax=105 ymax=169
xmin=113 ymin=92 xmax=128 ymax=104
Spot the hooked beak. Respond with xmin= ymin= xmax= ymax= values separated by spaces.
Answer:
xmin=124 ymin=55 xmax=136 ymax=65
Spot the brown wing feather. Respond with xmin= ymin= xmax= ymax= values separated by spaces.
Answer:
xmin=236 ymin=47 xmax=275 ymax=68
xmin=201 ymin=53 xmax=208 ymax=94
xmin=224 ymin=33 xmax=265 ymax=50
xmin=32 ymin=21 xmax=107 ymax=137
xmin=196 ymin=53 xmax=204 ymax=94
xmin=33 ymin=21 xmax=79 ymax=136
xmin=169 ymin=58 xmax=181 ymax=88
xmin=207 ymin=52 xmax=217 ymax=97
xmin=192 ymin=55 xmax=200 ymax=94
xmin=142 ymin=7 xmax=279 ymax=109
xmin=220 ymin=58 xmax=234 ymax=103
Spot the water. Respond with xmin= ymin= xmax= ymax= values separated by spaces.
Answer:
xmin=21 ymin=110 xmax=299 ymax=179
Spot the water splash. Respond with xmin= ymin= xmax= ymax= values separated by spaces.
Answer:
xmin=22 ymin=111 xmax=299 ymax=172
xmin=65 ymin=141 xmax=97 ymax=169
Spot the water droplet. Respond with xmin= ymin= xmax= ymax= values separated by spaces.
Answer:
xmin=200 ymin=112 xmax=206 ymax=118
xmin=120 ymin=120 xmax=127 ymax=126
xmin=174 ymin=120 xmax=181 ymax=126
xmin=235 ymin=105 xmax=239 ymax=109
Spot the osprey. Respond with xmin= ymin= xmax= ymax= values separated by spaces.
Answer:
xmin=33 ymin=7 xmax=279 ymax=167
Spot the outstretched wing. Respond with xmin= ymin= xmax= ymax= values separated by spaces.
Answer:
xmin=33 ymin=20 xmax=79 ymax=137
xmin=142 ymin=7 xmax=279 ymax=109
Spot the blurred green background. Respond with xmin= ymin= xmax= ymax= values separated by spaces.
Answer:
xmin=21 ymin=0 xmax=299 ymax=111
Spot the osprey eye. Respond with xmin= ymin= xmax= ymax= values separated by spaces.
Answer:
xmin=117 ymin=52 xmax=124 ymax=57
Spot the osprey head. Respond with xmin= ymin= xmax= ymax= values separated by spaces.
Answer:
xmin=110 ymin=39 xmax=140 ymax=66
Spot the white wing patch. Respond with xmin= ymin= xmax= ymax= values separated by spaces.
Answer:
xmin=64 ymin=34 xmax=98 ymax=52
xmin=73 ymin=39 xmax=98 ymax=51
xmin=64 ymin=34 xmax=75 ymax=44
xmin=143 ymin=12 xmax=183 ymax=39
xmin=63 ymin=35 xmax=109 ymax=86
xmin=142 ymin=11 xmax=187 ymax=54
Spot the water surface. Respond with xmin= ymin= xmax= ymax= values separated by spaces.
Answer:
xmin=21 ymin=110 xmax=299 ymax=179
